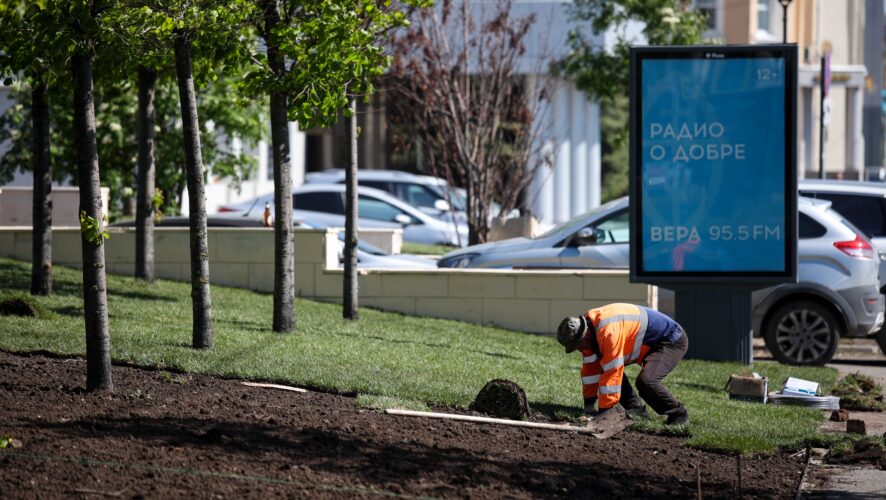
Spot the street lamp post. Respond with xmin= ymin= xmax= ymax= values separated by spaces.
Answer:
xmin=778 ymin=0 xmax=794 ymax=44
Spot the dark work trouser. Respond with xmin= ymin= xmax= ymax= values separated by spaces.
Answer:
xmin=619 ymin=330 xmax=689 ymax=418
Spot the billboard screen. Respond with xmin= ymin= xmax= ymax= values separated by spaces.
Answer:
xmin=629 ymin=46 xmax=797 ymax=284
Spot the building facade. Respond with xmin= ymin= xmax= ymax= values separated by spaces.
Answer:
xmin=699 ymin=0 xmax=884 ymax=179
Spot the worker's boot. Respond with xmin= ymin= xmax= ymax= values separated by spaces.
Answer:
xmin=665 ymin=406 xmax=689 ymax=425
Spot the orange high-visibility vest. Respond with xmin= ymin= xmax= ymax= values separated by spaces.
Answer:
xmin=579 ymin=303 xmax=651 ymax=409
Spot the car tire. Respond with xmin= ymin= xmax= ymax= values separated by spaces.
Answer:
xmin=764 ymin=300 xmax=840 ymax=366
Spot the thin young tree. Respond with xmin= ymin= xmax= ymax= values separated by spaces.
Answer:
xmin=0 ymin=5 xmax=57 ymax=295
xmin=172 ymin=28 xmax=213 ymax=348
xmin=343 ymin=96 xmax=358 ymax=318
xmin=144 ymin=0 xmax=257 ymax=348
xmin=135 ymin=66 xmax=157 ymax=282
xmin=70 ymin=0 xmax=113 ymax=391
xmin=3 ymin=0 xmax=118 ymax=390
xmin=246 ymin=0 xmax=426 ymax=323
xmin=338 ymin=1 xmax=427 ymax=320
xmin=257 ymin=0 xmax=294 ymax=332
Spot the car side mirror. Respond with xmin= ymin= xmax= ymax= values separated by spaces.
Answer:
xmin=434 ymin=199 xmax=451 ymax=212
xmin=574 ymin=227 xmax=598 ymax=246
xmin=394 ymin=214 xmax=413 ymax=226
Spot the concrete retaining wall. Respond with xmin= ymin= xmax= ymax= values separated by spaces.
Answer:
xmin=0 ymin=186 xmax=110 ymax=227
xmin=0 ymin=227 xmax=652 ymax=334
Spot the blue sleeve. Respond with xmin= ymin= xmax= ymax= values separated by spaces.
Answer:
xmin=642 ymin=307 xmax=682 ymax=344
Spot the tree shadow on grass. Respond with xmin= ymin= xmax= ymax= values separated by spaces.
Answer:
xmin=327 ymin=330 xmax=451 ymax=349
xmin=215 ymin=318 xmax=271 ymax=334
xmin=107 ymin=289 xmax=178 ymax=302
xmin=53 ymin=305 xmax=83 ymax=317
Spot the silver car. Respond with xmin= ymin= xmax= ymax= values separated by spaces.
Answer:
xmin=438 ymin=196 xmax=885 ymax=365
xmin=799 ymin=179 xmax=886 ymax=356
xmin=217 ymin=184 xmax=469 ymax=247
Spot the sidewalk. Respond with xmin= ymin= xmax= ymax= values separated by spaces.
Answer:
xmin=797 ymin=354 xmax=886 ymax=499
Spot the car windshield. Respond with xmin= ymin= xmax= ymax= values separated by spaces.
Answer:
xmin=427 ymin=184 xmax=465 ymax=211
xmin=533 ymin=198 xmax=626 ymax=240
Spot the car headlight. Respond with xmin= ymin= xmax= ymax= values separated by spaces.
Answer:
xmin=437 ymin=253 xmax=479 ymax=268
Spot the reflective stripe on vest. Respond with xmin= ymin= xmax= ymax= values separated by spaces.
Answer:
xmin=599 ymin=385 xmax=621 ymax=395
xmin=582 ymin=375 xmax=600 ymax=384
xmin=602 ymin=356 xmax=624 ymax=372
xmin=628 ymin=307 xmax=649 ymax=362
xmin=583 ymin=354 xmax=598 ymax=364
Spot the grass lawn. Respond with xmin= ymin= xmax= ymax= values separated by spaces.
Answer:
xmin=400 ymin=242 xmax=452 ymax=255
xmin=0 ymin=258 xmax=836 ymax=454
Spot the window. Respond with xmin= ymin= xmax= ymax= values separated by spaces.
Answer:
xmin=359 ymin=180 xmax=391 ymax=193
xmin=799 ymin=213 xmax=827 ymax=239
xmin=757 ymin=0 xmax=771 ymax=33
xmin=293 ymin=192 xmax=344 ymax=214
xmin=812 ymin=194 xmax=886 ymax=237
xmin=394 ymin=183 xmax=440 ymax=209
xmin=696 ymin=0 xmax=718 ymax=31
xmin=358 ymin=194 xmax=413 ymax=223
xmin=591 ymin=209 xmax=630 ymax=244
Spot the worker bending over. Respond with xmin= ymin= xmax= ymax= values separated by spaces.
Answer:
xmin=557 ymin=303 xmax=689 ymax=425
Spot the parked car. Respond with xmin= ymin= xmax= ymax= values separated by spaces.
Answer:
xmin=321 ymin=227 xmax=438 ymax=270
xmin=438 ymin=196 xmax=885 ymax=365
xmin=304 ymin=169 xmax=463 ymax=216
xmin=216 ymin=184 xmax=469 ymax=247
xmin=799 ymin=179 xmax=886 ymax=355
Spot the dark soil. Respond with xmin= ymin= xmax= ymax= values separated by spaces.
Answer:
xmin=470 ymin=379 xmax=529 ymax=420
xmin=0 ymin=351 xmax=805 ymax=499
xmin=0 ymin=297 xmax=39 ymax=317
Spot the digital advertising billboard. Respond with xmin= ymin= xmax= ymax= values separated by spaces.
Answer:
xmin=629 ymin=45 xmax=798 ymax=285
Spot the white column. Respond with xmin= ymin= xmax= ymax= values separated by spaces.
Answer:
xmin=256 ymin=138 xmax=268 ymax=198
xmin=845 ymin=87 xmax=865 ymax=179
xmin=569 ymin=85 xmax=587 ymax=217
xmin=553 ymin=80 xmax=571 ymax=223
xmin=802 ymin=87 xmax=813 ymax=177
xmin=528 ymin=75 xmax=555 ymax=226
xmin=289 ymin=121 xmax=306 ymax=187
xmin=587 ymin=100 xmax=601 ymax=209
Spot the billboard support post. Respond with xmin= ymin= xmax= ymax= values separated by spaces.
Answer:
xmin=675 ymin=288 xmax=753 ymax=363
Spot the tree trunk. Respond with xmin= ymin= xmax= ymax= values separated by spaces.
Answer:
xmin=343 ymin=97 xmax=358 ymax=320
xmin=72 ymin=52 xmax=112 ymax=392
xmin=30 ymin=81 xmax=52 ymax=296
xmin=174 ymin=33 xmax=213 ymax=349
xmin=135 ymin=67 xmax=157 ymax=283
xmin=263 ymin=0 xmax=294 ymax=332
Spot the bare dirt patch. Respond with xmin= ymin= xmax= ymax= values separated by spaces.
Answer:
xmin=0 ymin=351 xmax=805 ymax=498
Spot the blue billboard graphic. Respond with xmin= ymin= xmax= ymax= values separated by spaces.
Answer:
xmin=634 ymin=51 xmax=794 ymax=278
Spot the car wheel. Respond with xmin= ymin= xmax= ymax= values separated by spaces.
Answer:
xmin=764 ymin=300 xmax=840 ymax=366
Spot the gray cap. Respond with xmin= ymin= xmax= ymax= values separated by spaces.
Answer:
xmin=557 ymin=316 xmax=587 ymax=353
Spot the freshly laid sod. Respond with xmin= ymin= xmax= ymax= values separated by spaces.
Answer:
xmin=399 ymin=242 xmax=452 ymax=255
xmin=0 ymin=258 xmax=836 ymax=454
